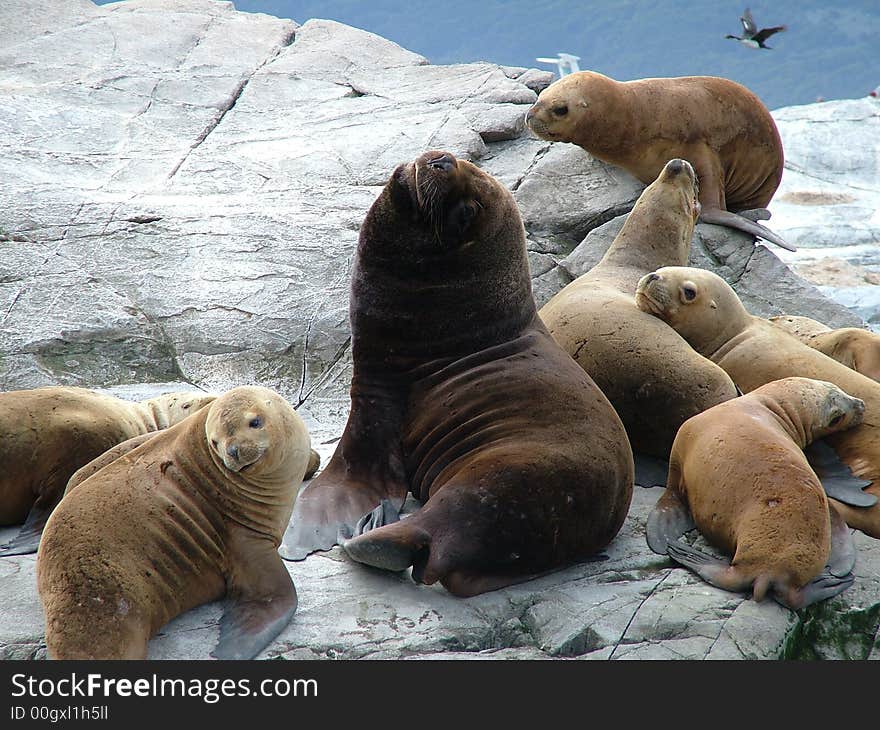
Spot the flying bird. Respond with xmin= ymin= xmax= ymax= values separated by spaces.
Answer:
xmin=726 ymin=8 xmax=787 ymax=49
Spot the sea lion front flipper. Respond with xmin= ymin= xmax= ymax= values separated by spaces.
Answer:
xmin=805 ymin=439 xmax=877 ymax=507
xmin=633 ymin=453 xmax=669 ymax=488
xmin=698 ymin=207 xmax=796 ymax=252
xmin=0 ymin=504 xmax=52 ymax=557
xmin=353 ymin=498 xmax=401 ymax=536
xmin=303 ymin=449 xmax=321 ymax=481
xmin=827 ymin=504 xmax=856 ymax=578
xmin=213 ymin=533 xmax=298 ymax=660
xmin=645 ymin=489 xmax=695 ymax=554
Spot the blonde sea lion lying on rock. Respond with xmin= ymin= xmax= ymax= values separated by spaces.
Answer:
xmin=283 ymin=150 xmax=634 ymax=597
xmin=0 ymin=386 xmax=216 ymax=556
xmin=526 ymin=71 xmax=793 ymax=250
xmin=770 ymin=315 xmax=880 ymax=383
xmin=539 ymin=158 xmax=738 ymax=475
xmin=647 ymin=377 xmax=864 ymax=609
xmin=37 ymin=385 xmax=312 ymax=660
xmin=636 ymin=266 xmax=880 ymax=538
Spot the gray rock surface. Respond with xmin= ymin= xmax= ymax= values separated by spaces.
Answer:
xmin=1 ymin=0 xmax=878 ymax=661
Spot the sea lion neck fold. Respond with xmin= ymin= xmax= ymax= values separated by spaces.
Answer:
xmin=352 ymin=151 xmax=536 ymax=366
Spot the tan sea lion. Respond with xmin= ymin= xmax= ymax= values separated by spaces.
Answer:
xmin=647 ymin=377 xmax=864 ymax=609
xmin=37 ymin=385 xmax=310 ymax=660
xmin=770 ymin=315 xmax=880 ymax=383
xmin=282 ymin=150 xmax=634 ymax=597
xmin=539 ymin=158 xmax=738 ymax=467
xmin=636 ymin=266 xmax=880 ymax=538
xmin=0 ymin=386 xmax=217 ymax=556
xmin=526 ymin=71 xmax=793 ymax=250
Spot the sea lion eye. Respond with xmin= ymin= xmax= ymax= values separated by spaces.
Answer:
xmin=682 ymin=285 xmax=697 ymax=302
xmin=829 ymin=414 xmax=843 ymax=427
xmin=445 ymin=199 xmax=480 ymax=238
xmin=249 ymin=416 xmax=263 ymax=429
xmin=552 ymin=104 xmax=569 ymax=117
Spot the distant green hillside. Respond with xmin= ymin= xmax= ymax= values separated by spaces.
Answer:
xmin=97 ymin=1 xmax=880 ymax=110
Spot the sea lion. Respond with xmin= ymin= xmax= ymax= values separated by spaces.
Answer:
xmin=36 ymin=385 xmax=310 ymax=660
xmin=647 ymin=377 xmax=863 ymax=609
xmin=0 ymin=386 xmax=217 ymax=556
xmin=635 ymin=266 xmax=880 ymax=538
xmin=282 ymin=150 xmax=634 ymax=597
xmin=525 ymin=71 xmax=793 ymax=250
xmin=539 ymin=158 xmax=738 ymax=465
xmin=770 ymin=315 xmax=880 ymax=383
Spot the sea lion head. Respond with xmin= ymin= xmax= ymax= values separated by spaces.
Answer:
xmin=647 ymin=158 xmax=701 ymax=222
xmin=142 ymin=391 xmax=217 ymax=428
xmin=634 ymin=266 xmax=750 ymax=354
xmin=756 ymin=377 xmax=866 ymax=442
xmin=525 ymin=71 xmax=617 ymax=148
xmin=204 ymin=386 xmax=310 ymax=483
xmin=355 ymin=150 xmax=535 ymax=354
xmin=366 ymin=149 xmax=519 ymax=256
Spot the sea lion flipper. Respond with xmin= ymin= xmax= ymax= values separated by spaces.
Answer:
xmin=0 ymin=505 xmax=51 ymax=557
xmin=646 ymin=490 xmax=694 ymax=554
xmin=353 ymin=498 xmax=401 ymax=536
xmin=303 ymin=448 xmax=321 ymax=481
xmin=213 ymin=544 xmax=298 ymax=660
xmin=665 ymin=539 xmax=753 ymax=593
xmin=634 ymin=453 xmax=669 ymax=488
xmin=827 ymin=504 xmax=856 ymax=578
xmin=698 ymin=207 xmax=796 ymax=252
xmin=805 ymin=439 xmax=877 ymax=507
xmin=736 ymin=208 xmax=772 ymax=222
xmin=775 ymin=569 xmax=855 ymax=611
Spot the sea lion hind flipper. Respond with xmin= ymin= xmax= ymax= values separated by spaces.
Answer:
xmin=343 ymin=518 xmax=430 ymax=573
xmin=213 ymin=545 xmax=298 ymax=660
xmin=634 ymin=453 xmax=669 ymax=488
xmin=665 ymin=539 xmax=752 ymax=593
xmin=353 ymin=498 xmax=401 ymax=536
xmin=646 ymin=490 xmax=695 ymax=554
xmin=698 ymin=208 xmax=796 ymax=252
xmin=827 ymin=504 xmax=856 ymax=578
xmin=773 ymin=570 xmax=855 ymax=611
xmin=805 ymin=439 xmax=877 ymax=507
xmin=736 ymin=208 xmax=772 ymax=222
xmin=0 ymin=505 xmax=51 ymax=557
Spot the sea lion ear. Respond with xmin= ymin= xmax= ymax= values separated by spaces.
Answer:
xmin=710 ymin=299 xmax=718 ymax=310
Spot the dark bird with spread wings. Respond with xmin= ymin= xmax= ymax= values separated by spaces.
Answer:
xmin=726 ymin=8 xmax=787 ymax=49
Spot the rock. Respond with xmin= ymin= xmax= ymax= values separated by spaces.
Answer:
xmin=1 ymin=0 xmax=878 ymax=662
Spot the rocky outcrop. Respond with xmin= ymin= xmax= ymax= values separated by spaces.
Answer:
xmin=1 ymin=0 xmax=878 ymax=660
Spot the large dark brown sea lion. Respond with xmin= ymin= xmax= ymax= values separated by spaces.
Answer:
xmin=0 ymin=387 xmax=217 ymax=556
xmin=36 ymin=385 xmax=311 ymax=660
xmin=635 ymin=266 xmax=880 ymax=538
xmin=770 ymin=315 xmax=880 ymax=383
xmin=282 ymin=150 xmax=634 ymax=597
xmin=647 ymin=377 xmax=864 ymax=609
xmin=539 ymin=158 xmax=738 ymax=465
xmin=525 ymin=71 xmax=793 ymax=250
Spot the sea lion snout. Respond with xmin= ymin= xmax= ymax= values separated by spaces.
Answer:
xmin=425 ymin=153 xmax=455 ymax=172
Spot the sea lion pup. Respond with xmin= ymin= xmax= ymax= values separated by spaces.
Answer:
xmin=0 ymin=387 xmax=216 ymax=556
xmin=770 ymin=315 xmax=880 ymax=383
xmin=647 ymin=377 xmax=864 ymax=609
xmin=636 ymin=266 xmax=880 ymax=538
xmin=526 ymin=71 xmax=793 ymax=250
xmin=37 ymin=385 xmax=310 ymax=660
xmin=539 ymin=158 xmax=738 ymax=465
xmin=282 ymin=150 xmax=634 ymax=597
